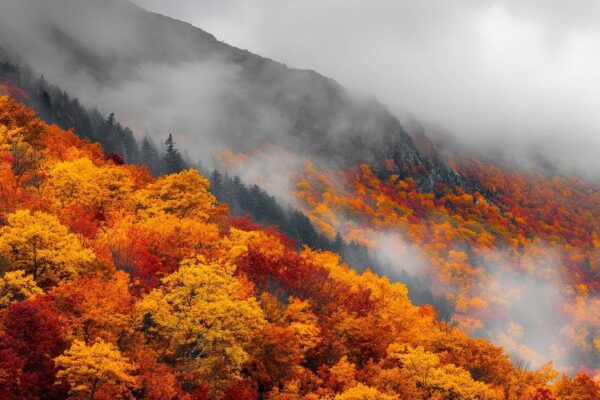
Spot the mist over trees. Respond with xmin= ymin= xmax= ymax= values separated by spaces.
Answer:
xmin=3 ymin=93 xmax=597 ymax=398
xmin=1 ymin=49 xmax=189 ymax=176
xmin=2 ymin=0 xmax=600 ymax=394
xmin=0 ymin=48 xmax=138 ymax=160
xmin=2 ymin=49 xmax=448 ymax=314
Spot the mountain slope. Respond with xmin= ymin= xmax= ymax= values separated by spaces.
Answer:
xmin=2 ymin=89 xmax=600 ymax=400
xmin=0 ymin=47 xmax=140 ymax=161
xmin=0 ymin=0 xmax=462 ymax=191
xmin=0 ymin=51 xmax=449 ymax=314
xmin=3 ymin=0 xmax=599 ymax=376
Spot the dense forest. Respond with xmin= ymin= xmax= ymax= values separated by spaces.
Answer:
xmin=1 ymin=85 xmax=600 ymax=399
xmin=247 ymin=144 xmax=600 ymax=372
xmin=1 ymin=0 xmax=599 ymax=398
xmin=0 ymin=51 xmax=445 ymax=311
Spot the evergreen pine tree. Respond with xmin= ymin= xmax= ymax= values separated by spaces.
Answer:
xmin=163 ymin=133 xmax=184 ymax=174
xmin=141 ymin=137 xmax=162 ymax=176
xmin=333 ymin=232 xmax=346 ymax=253
xmin=210 ymin=170 xmax=223 ymax=200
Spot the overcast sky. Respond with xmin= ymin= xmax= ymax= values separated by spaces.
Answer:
xmin=131 ymin=0 xmax=600 ymax=174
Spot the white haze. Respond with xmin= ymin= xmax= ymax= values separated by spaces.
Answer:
xmin=482 ymin=262 xmax=572 ymax=371
xmin=0 ymin=0 xmax=300 ymax=165
xmin=368 ymin=234 xmax=592 ymax=370
xmin=368 ymin=232 xmax=428 ymax=278
xmin=135 ymin=0 xmax=600 ymax=177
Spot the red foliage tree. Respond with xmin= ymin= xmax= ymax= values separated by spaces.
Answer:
xmin=0 ymin=299 xmax=68 ymax=399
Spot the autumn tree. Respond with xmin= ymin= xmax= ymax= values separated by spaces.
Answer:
xmin=0 ymin=300 xmax=68 ymax=399
xmin=47 ymin=157 xmax=134 ymax=213
xmin=0 ymin=269 xmax=42 ymax=307
xmin=221 ymin=380 xmax=259 ymax=400
xmin=133 ymin=169 xmax=216 ymax=220
xmin=0 ymin=122 xmax=43 ymax=190
xmin=0 ymin=150 xmax=18 ymax=216
xmin=0 ymin=210 xmax=96 ymax=287
xmin=334 ymin=383 xmax=398 ymax=400
xmin=386 ymin=343 xmax=501 ymax=400
xmin=552 ymin=373 xmax=600 ymax=400
xmin=98 ymin=213 xmax=220 ymax=290
xmin=325 ymin=356 xmax=359 ymax=393
xmin=136 ymin=256 xmax=265 ymax=396
xmin=54 ymin=338 xmax=137 ymax=400
xmin=130 ymin=347 xmax=182 ymax=400
xmin=48 ymin=271 xmax=133 ymax=344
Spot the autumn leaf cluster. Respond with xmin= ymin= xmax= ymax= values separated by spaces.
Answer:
xmin=0 ymin=92 xmax=599 ymax=400
xmin=292 ymin=156 xmax=600 ymax=371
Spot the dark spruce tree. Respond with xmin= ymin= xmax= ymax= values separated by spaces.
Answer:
xmin=163 ymin=133 xmax=185 ymax=174
xmin=141 ymin=137 xmax=162 ymax=176
xmin=332 ymin=232 xmax=346 ymax=253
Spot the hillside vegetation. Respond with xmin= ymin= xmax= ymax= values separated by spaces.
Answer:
xmin=1 ymin=90 xmax=600 ymax=399
xmin=282 ymin=152 xmax=600 ymax=371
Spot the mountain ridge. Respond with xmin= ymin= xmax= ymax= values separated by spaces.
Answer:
xmin=0 ymin=0 xmax=464 ymax=191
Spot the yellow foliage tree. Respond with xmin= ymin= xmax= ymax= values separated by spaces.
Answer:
xmin=219 ymin=227 xmax=286 ymax=267
xmin=54 ymin=338 xmax=137 ymax=400
xmin=47 ymin=157 xmax=134 ymax=212
xmin=334 ymin=383 xmax=398 ymax=400
xmin=282 ymin=298 xmax=321 ymax=354
xmin=135 ymin=256 xmax=265 ymax=395
xmin=0 ymin=210 xmax=96 ymax=287
xmin=0 ymin=156 xmax=18 ymax=216
xmin=0 ymin=269 xmax=43 ymax=307
xmin=133 ymin=169 xmax=215 ymax=220
xmin=0 ymin=124 xmax=43 ymax=189
xmin=387 ymin=344 xmax=501 ymax=400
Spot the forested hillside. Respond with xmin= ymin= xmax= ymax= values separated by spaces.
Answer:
xmin=228 ymin=146 xmax=600 ymax=372
xmin=3 ymin=88 xmax=600 ymax=399
xmin=1 ymin=0 xmax=599 ymax=395
xmin=0 ymin=52 xmax=447 ymax=309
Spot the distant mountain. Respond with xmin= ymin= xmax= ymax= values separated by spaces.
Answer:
xmin=0 ymin=0 xmax=462 ymax=191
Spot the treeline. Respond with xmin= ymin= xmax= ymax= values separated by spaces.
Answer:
xmin=0 ymin=48 xmax=190 ymax=176
xmin=0 ymin=48 xmax=139 ymax=161
xmin=0 ymin=48 xmax=449 ymax=314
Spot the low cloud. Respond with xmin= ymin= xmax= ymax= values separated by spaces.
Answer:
xmin=136 ymin=0 xmax=600 ymax=178
xmin=368 ymin=231 xmax=429 ymax=278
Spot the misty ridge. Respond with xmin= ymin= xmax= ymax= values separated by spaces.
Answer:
xmin=0 ymin=0 xmax=491 ymax=192
xmin=2 ymin=0 xmax=596 ymax=185
xmin=2 ymin=0 xmax=599 ymax=185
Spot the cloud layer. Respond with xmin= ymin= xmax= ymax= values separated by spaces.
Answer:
xmin=135 ymin=0 xmax=600 ymax=176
